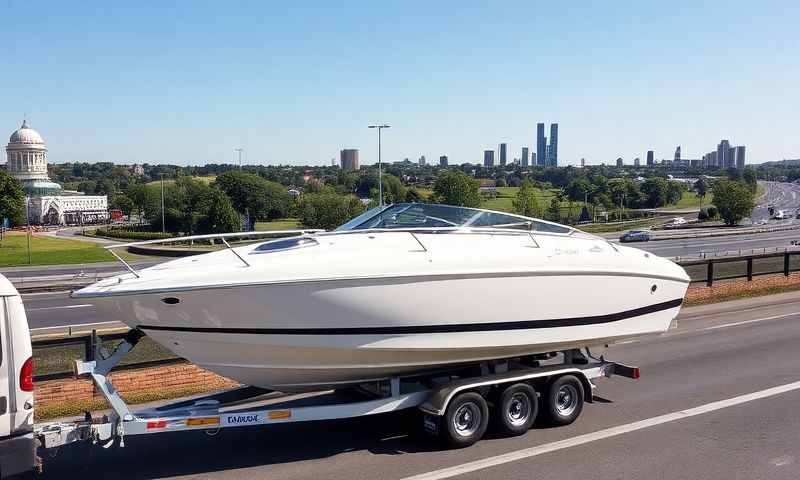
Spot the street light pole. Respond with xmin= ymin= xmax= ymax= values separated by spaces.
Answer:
xmin=25 ymin=196 xmax=31 ymax=265
xmin=159 ymin=173 xmax=166 ymax=234
xmin=368 ymin=124 xmax=390 ymax=206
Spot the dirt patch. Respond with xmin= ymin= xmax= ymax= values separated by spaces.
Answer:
xmin=685 ymin=273 xmax=800 ymax=306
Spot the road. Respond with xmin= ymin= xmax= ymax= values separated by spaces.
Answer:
xmin=38 ymin=292 xmax=800 ymax=479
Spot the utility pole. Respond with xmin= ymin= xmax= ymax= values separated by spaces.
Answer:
xmin=25 ymin=197 xmax=31 ymax=264
xmin=368 ymin=125 xmax=390 ymax=206
xmin=160 ymin=173 xmax=166 ymax=234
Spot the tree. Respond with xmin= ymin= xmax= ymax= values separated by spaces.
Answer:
xmin=0 ymin=171 xmax=25 ymax=230
xmin=566 ymin=178 xmax=592 ymax=202
xmin=405 ymin=188 xmax=423 ymax=203
xmin=742 ymin=168 xmax=758 ymax=194
xmin=711 ymin=179 xmax=755 ymax=226
xmin=213 ymin=171 xmax=293 ymax=221
xmin=296 ymin=192 xmax=366 ymax=230
xmin=110 ymin=193 xmax=134 ymax=216
xmin=694 ymin=177 xmax=708 ymax=201
xmin=546 ymin=197 xmax=561 ymax=222
xmin=432 ymin=171 xmax=481 ymax=207
xmin=640 ymin=178 xmax=669 ymax=208
xmin=512 ymin=180 xmax=539 ymax=217
xmin=666 ymin=181 xmax=685 ymax=205
xmin=199 ymin=189 xmax=241 ymax=233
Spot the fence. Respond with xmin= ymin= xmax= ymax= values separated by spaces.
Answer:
xmin=676 ymin=248 xmax=800 ymax=286
xmin=32 ymin=331 xmax=181 ymax=382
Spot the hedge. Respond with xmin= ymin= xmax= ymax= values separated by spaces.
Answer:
xmin=94 ymin=228 xmax=174 ymax=241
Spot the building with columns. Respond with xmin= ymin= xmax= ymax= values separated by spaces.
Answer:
xmin=5 ymin=120 xmax=108 ymax=225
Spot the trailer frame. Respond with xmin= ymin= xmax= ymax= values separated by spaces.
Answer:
xmin=35 ymin=330 xmax=639 ymax=451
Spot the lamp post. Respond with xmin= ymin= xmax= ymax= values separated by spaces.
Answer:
xmin=25 ymin=196 xmax=31 ymax=265
xmin=368 ymin=124 xmax=390 ymax=206
xmin=159 ymin=173 xmax=166 ymax=234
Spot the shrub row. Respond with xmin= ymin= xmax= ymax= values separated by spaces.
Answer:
xmin=94 ymin=228 xmax=174 ymax=241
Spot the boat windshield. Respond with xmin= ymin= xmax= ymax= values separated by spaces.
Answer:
xmin=336 ymin=203 xmax=573 ymax=234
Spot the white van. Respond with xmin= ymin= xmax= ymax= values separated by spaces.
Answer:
xmin=0 ymin=275 xmax=35 ymax=479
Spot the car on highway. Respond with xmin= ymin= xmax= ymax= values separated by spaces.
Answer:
xmin=663 ymin=217 xmax=688 ymax=229
xmin=0 ymin=275 xmax=35 ymax=479
xmin=619 ymin=230 xmax=651 ymax=242
xmin=773 ymin=210 xmax=789 ymax=220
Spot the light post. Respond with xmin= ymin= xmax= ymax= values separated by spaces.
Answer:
xmin=235 ymin=148 xmax=243 ymax=170
xmin=159 ymin=173 xmax=166 ymax=234
xmin=25 ymin=196 xmax=31 ymax=265
xmin=368 ymin=124 xmax=390 ymax=206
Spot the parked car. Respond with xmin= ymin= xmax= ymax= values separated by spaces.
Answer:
xmin=0 ymin=275 xmax=35 ymax=479
xmin=620 ymin=230 xmax=651 ymax=242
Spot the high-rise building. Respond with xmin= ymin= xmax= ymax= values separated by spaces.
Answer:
xmin=549 ymin=124 xmax=558 ymax=166
xmin=545 ymin=145 xmax=551 ymax=166
xmin=483 ymin=150 xmax=495 ymax=167
xmin=521 ymin=147 xmax=529 ymax=167
xmin=499 ymin=143 xmax=507 ymax=166
xmin=439 ymin=155 xmax=448 ymax=167
xmin=674 ymin=146 xmax=681 ymax=162
xmin=710 ymin=151 xmax=718 ymax=167
xmin=634 ymin=157 xmax=641 ymax=167
xmin=735 ymin=146 xmax=746 ymax=169
xmin=646 ymin=150 xmax=654 ymax=167
xmin=580 ymin=158 xmax=586 ymax=167
xmin=616 ymin=157 xmax=624 ymax=167
xmin=340 ymin=149 xmax=359 ymax=171
xmin=419 ymin=155 xmax=426 ymax=166
xmin=536 ymin=123 xmax=546 ymax=167
xmin=727 ymin=147 xmax=736 ymax=169
xmin=531 ymin=152 xmax=537 ymax=166
xmin=717 ymin=140 xmax=730 ymax=168
xmin=331 ymin=158 xmax=336 ymax=167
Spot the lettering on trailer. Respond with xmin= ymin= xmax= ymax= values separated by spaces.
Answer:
xmin=226 ymin=414 xmax=261 ymax=425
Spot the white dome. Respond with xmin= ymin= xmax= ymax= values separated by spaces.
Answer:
xmin=9 ymin=120 xmax=44 ymax=145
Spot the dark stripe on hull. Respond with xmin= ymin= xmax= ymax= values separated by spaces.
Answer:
xmin=138 ymin=298 xmax=683 ymax=335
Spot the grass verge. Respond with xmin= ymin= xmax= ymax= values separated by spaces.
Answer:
xmin=0 ymin=233 xmax=116 ymax=267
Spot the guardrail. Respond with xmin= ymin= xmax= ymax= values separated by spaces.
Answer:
xmin=675 ymin=248 xmax=800 ymax=286
xmin=32 ymin=330 xmax=181 ymax=382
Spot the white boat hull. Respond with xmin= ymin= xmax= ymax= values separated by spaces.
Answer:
xmin=91 ymin=272 xmax=686 ymax=392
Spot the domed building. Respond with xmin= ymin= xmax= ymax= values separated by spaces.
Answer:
xmin=5 ymin=120 xmax=108 ymax=225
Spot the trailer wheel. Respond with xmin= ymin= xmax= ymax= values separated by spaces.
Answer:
xmin=441 ymin=392 xmax=489 ymax=448
xmin=494 ymin=383 xmax=537 ymax=436
xmin=543 ymin=375 xmax=584 ymax=426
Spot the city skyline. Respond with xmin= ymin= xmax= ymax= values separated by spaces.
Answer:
xmin=1 ymin=2 xmax=797 ymax=166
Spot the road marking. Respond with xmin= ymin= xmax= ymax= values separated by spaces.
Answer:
xmin=26 ymin=304 xmax=93 ymax=311
xmin=402 ymin=380 xmax=800 ymax=480
xmin=699 ymin=312 xmax=798 ymax=331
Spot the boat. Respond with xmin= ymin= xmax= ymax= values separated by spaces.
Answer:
xmin=73 ymin=203 xmax=690 ymax=392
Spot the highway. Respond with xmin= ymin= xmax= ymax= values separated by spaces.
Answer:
xmin=37 ymin=291 xmax=800 ymax=479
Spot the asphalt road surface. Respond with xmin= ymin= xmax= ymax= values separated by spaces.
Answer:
xmin=754 ymin=181 xmax=800 ymax=223
xmin=38 ymin=292 xmax=800 ymax=479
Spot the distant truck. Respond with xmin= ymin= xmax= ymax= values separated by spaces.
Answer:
xmin=773 ymin=210 xmax=788 ymax=220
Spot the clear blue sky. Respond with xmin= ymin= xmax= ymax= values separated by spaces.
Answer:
xmin=1 ymin=1 xmax=797 ymax=166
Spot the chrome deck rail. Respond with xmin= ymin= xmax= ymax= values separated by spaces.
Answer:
xmin=105 ymin=229 xmax=324 ymax=278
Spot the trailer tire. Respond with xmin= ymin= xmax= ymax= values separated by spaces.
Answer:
xmin=494 ymin=383 xmax=537 ymax=436
xmin=441 ymin=392 xmax=489 ymax=448
xmin=543 ymin=375 xmax=584 ymax=426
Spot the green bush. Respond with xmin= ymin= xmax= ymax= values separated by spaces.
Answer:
xmin=94 ymin=228 xmax=174 ymax=241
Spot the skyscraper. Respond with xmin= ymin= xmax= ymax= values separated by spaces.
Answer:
xmin=419 ymin=155 xmax=426 ymax=166
xmin=521 ymin=147 xmax=529 ymax=167
xmin=580 ymin=158 xmax=585 ymax=167
xmin=549 ymin=124 xmax=558 ymax=166
xmin=499 ymin=143 xmax=507 ymax=166
xmin=545 ymin=145 xmax=551 ymax=167
xmin=340 ymin=149 xmax=359 ymax=171
xmin=674 ymin=146 xmax=681 ymax=163
xmin=735 ymin=146 xmax=746 ymax=169
xmin=634 ymin=157 xmax=641 ymax=167
xmin=717 ymin=140 xmax=730 ymax=168
xmin=727 ymin=147 xmax=736 ymax=169
xmin=646 ymin=150 xmax=654 ymax=167
xmin=531 ymin=152 xmax=537 ymax=166
xmin=439 ymin=155 xmax=448 ymax=167
xmin=483 ymin=150 xmax=495 ymax=167
xmin=616 ymin=157 xmax=624 ymax=167
xmin=536 ymin=123 xmax=546 ymax=167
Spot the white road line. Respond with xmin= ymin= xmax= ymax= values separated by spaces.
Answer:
xmin=21 ymin=290 xmax=72 ymax=297
xmin=402 ymin=380 xmax=800 ymax=480
xmin=700 ymin=312 xmax=799 ymax=331
xmin=26 ymin=304 xmax=93 ymax=311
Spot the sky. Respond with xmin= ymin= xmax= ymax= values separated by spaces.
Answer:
xmin=1 ymin=1 xmax=798 ymax=166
